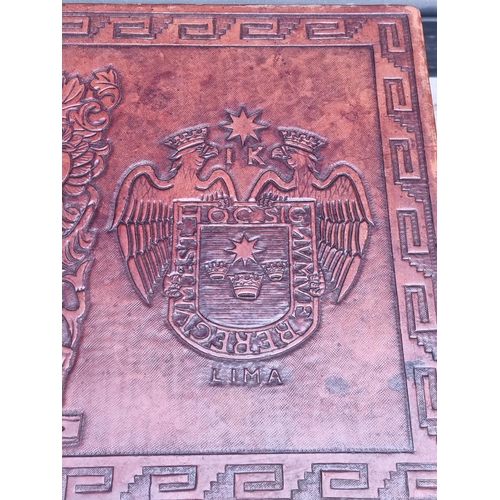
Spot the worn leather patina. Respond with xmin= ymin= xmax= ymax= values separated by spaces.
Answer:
xmin=62 ymin=4 xmax=437 ymax=499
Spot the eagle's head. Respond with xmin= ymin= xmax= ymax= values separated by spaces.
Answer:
xmin=172 ymin=141 xmax=219 ymax=170
xmin=271 ymin=144 xmax=319 ymax=173
xmin=272 ymin=127 xmax=326 ymax=175
xmin=164 ymin=125 xmax=219 ymax=175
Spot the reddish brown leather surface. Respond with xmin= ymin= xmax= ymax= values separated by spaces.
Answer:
xmin=62 ymin=4 xmax=436 ymax=499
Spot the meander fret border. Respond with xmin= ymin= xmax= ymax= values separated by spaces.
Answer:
xmin=62 ymin=8 xmax=437 ymax=500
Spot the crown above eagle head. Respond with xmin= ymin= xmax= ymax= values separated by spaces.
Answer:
xmin=278 ymin=127 xmax=327 ymax=154
xmin=163 ymin=125 xmax=209 ymax=152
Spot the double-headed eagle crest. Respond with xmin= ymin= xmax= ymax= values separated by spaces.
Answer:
xmin=111 ymin=106 xmax=373 ymax=359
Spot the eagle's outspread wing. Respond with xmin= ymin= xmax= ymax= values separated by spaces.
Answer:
xmin=111 ymin=124 xmax=234 ymax=304
xmin=111 ymin=164 xmax=174 ymax=305
xmin=313 ymin=164 xmax=373 ymax=303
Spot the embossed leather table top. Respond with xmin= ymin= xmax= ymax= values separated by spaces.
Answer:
xmin=62 ymin=4 xmax=437 ymax=499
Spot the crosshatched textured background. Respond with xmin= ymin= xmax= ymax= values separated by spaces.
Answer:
xmin=63 ymin=43 xmax=412 ymax=455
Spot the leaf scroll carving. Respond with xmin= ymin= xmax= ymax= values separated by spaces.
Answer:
xmin=62 ymin=67 xmax=121 ymax=395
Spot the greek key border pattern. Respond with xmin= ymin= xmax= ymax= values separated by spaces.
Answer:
xmin=62 ymin=460 xmax=437 ymax=499
xmin=62 ymin=11 xmax=371 ymax=43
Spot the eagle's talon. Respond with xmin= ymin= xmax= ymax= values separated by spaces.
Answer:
xmin=217 ymin=195 xmax=234 ymax=208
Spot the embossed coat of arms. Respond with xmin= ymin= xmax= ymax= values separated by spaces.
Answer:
xmin=111 ymin=106 xmax=373 ymax=359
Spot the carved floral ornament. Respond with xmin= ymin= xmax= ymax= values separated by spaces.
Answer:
xmin=62 ymin=68 xmax=121 ymax=390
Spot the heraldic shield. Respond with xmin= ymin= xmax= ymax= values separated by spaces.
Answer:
xmin=167 ymin=200 xmax=322 ymax=360
xmin=110 ymin=112 xmax=374 ymax=363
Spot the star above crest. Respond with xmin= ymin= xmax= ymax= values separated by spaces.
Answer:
xmin=222 ymin=106 xmax=268 ymax=145
xmin=226 ymin=234 xmax=264 ymax=265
